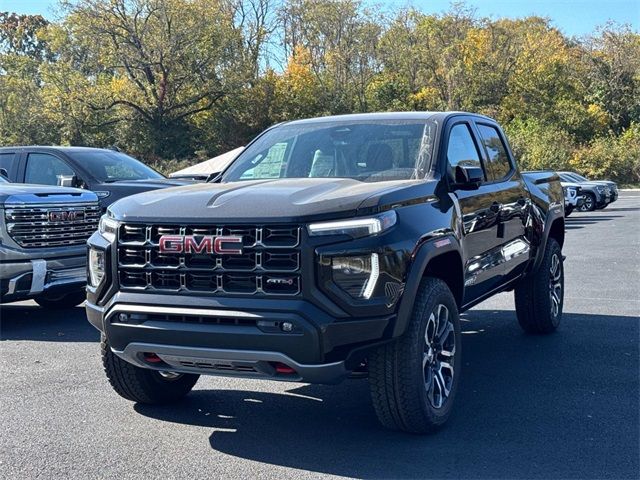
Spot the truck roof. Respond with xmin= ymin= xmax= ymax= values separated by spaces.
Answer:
xmin=0 ymin=146 xmax=115 ymax=153
xmin=282 ymin=111 xmax=495 ymax=126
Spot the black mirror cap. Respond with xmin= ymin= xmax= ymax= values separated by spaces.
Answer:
xmin=454 ymin=165 xmax=484 ymax=190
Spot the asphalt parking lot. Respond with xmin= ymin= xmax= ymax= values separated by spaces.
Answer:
xmin=1 ymin=192 xmax=638 ymax=480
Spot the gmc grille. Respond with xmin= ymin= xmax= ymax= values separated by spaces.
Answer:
xmin=5 ymin=204 xmax=101 ymax=248
xmin=117 ymin=224 xmax=302 ymax=296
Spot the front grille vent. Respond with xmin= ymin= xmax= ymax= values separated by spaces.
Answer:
xmin=117 ymin=224 xmax=302 ymax=296
xmin=5 ymin=204 xmax=101 ymax=248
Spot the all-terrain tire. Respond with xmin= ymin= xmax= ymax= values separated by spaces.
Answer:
xmin=368 ymin=277 xmax=461 ymax=434
xmin=101 ymin=336 xmax=199 ymax=404
xmin=514 ymin=238 xmax=564 ymax=334
xmin=35 ymin=290 xmax=86 ymax=309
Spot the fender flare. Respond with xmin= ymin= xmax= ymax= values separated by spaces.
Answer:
xmin=392 ymin=234 xmax=463 ymax=338
xmin=531 ymin=208 xmax=564 ymax=274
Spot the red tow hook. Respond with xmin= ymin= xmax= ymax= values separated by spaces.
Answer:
xmin=272 ymin=362 xmax=296 ymax=374
xmin=143 ymin=352 xmax=163 ymax=363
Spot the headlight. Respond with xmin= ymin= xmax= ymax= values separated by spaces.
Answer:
xmin=88 ymin=248 xmax=105 ymax=287
xmin=99 ymin=215 xmax=119 ymax=241
xmin=330 ymin=253 xmax=379 ymax=299
xmin=596 ymin=185 xmax=605 ymax=193
xmin=308 ymin=211 xmax=396 ymax=238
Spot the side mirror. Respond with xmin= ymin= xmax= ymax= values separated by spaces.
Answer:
xmin=0 ymin=168 xmax=8 ymax=179
xmin=454 ymin=165 xmax=484 ymax=190
xmin=57 ymin=174 xmax=77 ymax=188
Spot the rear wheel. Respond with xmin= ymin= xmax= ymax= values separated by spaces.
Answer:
xmin=514 ymin=238 xmax=563 ymax=334
xmin=368 ymin=277 xmax=461 ymax=434
xmin=579 ymin=192 xmax=596 ymax=212
xmin=101 ymin=336 xmax=199 ymax=404
xmin=35 ymin=290 xmax=85 ymax=309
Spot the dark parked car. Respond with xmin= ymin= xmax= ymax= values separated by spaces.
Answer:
xmin=558 ymin=171 xmax=617 ymax=211
xmin=87 ymin=112 xmax=565 ymax=433
xmin=0 ymin=175 xmax=100 ymax=307
xmin=0 ymin=147 xmax=189 ymax=210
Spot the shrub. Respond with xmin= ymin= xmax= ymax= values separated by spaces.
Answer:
xmin=570 ymin=123 xmax=640 ymax=184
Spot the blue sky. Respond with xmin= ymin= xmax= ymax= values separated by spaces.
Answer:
xmin=1 ymin=0 xmax=638 ymax=37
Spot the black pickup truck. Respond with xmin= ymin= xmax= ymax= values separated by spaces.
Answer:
xmin=87 ymin=112 xmax=565 ymax=433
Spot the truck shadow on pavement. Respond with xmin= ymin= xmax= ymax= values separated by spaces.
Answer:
xmin=565 ymin=214 xmax=622 ymax=230
xmin=134 ymin=309 xmax=639 ymax=479
xmin=0 ymin=303 xmax=98 ymax=342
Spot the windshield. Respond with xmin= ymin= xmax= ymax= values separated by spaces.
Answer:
xmin=562 ymin=172 xmax=588 ymax=182
xmin=222 ymin=120 xmax=437 ymax=183
xmin=67 ymin=150 xmax=163 ymax=183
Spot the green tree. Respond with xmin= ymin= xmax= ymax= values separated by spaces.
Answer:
xmin=60 ymin=0 xmax=245 ymax=157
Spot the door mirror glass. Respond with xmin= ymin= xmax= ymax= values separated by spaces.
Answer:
xmin=57 ymin=174 xmax=77 ymax=187
xmin=455 ymin=165 xmax=483 ymax=190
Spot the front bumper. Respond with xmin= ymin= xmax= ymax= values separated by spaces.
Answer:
xmin=0 ymin=254 xmax=86 ymax=303
xmin=87 ymin=292 xmax=394 ymax=384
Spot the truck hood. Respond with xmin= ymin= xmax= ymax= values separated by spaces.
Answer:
xmin=106 ymin=178 xmax=192 ymax=189
xmin=0 ymin=184 xmax=98 ymax=206
xmin=108 ymin=177 xmax=435 ymax=223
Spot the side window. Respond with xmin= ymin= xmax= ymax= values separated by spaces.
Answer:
xmin=240 ymin=142 xmax=288 ymax=180
xmin=0 ymin=152 xmax=15 ymax=177
xmin=25 ymin=153 xmax=75 ymax=186
xmin=446 ymin=124 xmax=482 ymax=179
xmin=477 ymin=124 xmax=513 ymax=181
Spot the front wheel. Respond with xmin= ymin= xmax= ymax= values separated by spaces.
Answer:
xmin=35 ymin=290 xmax=86 ymax=309
xmin=101 ymin=336 xmax=199 ymax=404
xmin=368 ymin=277 xmax=461 ymax=434
xmin=579 ymin=193 xmax=596 ymax=212
xmin=514 ymin=238 xmax=564 ymax=334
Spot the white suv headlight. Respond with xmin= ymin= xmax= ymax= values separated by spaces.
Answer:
xmin=88 ymin=248 xmax=105 ymax=287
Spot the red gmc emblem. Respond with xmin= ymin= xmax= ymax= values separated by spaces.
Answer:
xmin=158 ymin=235 xmax=243 ymax=255
xmin=48 ymin=210 xmax=84 ymax=222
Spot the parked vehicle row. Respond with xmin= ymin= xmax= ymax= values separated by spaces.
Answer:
xmin=558 ymin=171 xmax=618 ymax=214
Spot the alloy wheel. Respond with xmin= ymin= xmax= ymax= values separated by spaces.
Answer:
xmin=423 ymin=304 xmax=456 ymax=409
xmin=580 ymin=195 xmax=593 ymax=211
xmin=549 ymin=253 xmax=563 ymax=319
